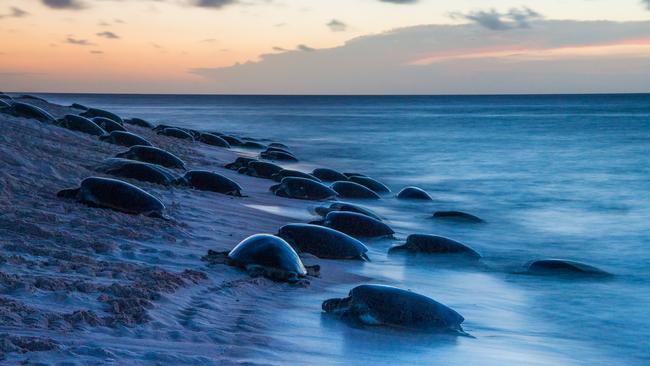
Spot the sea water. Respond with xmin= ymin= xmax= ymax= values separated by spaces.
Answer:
xmin=42 ymin=93 xmax=650 ymax=365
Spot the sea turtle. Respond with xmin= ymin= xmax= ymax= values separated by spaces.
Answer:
xmin=270 ymin=177 xmax=338 ymax=200
xmin=93 ymin=158 xmax=178 ymax=186
xmin=57 ymin=177 xmax=166 ymax=219
xmin=524 ymin=259 xmax=611 ymax=277
xmin=331 ymin=181 xmax=381 ymax=199
xmin=277 ymin=223 xmax=369 ymax=260
xmin=241 ymin=141 xmax=267 ymax=150
xmin=124 ymin=117 xmax=153 ymax=128
xmin=70 ymin=103 xmax=89 ymax=111
xmin=224 ymin=157 xmax=258 ymax=170
xmin=314 ymin=211 xmax=394 ymax=238
xmin=93 ymin=117 xmax=127 ymax=132
xmin=1 ymin=101 xmax=57 ymax=123
xmin=198 ymin=133 xmax=231 ymax=148
xmin=271 ymin=169 xmax=321 ymax=183
xmin=269 ymin=142 xmax=289 ymax=149
xmin=80 ymin=107 xmax=124 ymax=125
xmin=322 ymin=284 xmax=466 ymax=334
xmin=312 ymin=168 xmax=348 ymax=182
xmin=158 ymin=127 xmax=194 ymax=141
xmin=115 ymin=145 xmax=185 ymax=170
xmin=56 ymin=114 xmax=106 ymax=136
xmin=221 ymin=135 xmax=243 ymax=146
xmin=397 ymin=186 xmax=433 ymax=200
xmin=389 ymin=234 xmax=481 ymax=259
xmin=177 ymin=170 xmax=243 ymax=196
xmin=433 ymin=211 xmax=484 ymax=223
xmin=314 ymin=202 xmax=382 ymax=221
xmin=260 ymin=150 xmax=298 ymax=162
xmin=202 ymin=234 xmax=320 ymax=283
xmin=240 ymin=161 xmax=283 ymax=179
xmin=349 ymin=176 xmax=391 ymax=194
xmin=100 ymin=131 xmax=153 ymax=147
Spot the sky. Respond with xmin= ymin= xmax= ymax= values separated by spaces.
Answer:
xmin=1 ymin=0 xmax=649 ymax=94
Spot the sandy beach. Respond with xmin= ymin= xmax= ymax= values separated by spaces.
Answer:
xmin=0 ymin=97 xmax=370 ymax=364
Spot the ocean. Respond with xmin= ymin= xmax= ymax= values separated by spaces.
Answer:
xmin=37 ymin=93 xmax=650 ymax=365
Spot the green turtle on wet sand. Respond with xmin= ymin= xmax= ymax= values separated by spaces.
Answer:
xmin=323 ymin=284 xmax=467 ymax=334
xmin=202 ymin=234 xmax=320 ymax=283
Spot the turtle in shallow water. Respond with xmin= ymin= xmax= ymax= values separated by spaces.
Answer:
xmin=397 ymin=186 xmax=433 ymax=200
xmin=313 ymin=211 xmax=394 ymax=238
xmin=269 ymin=142 xmax=289 ymax=150
xmin=116 ymin=145 xmax=185 ymax=170
xmin=1 ymin=101 xmax=57 ymax=123
xmin=57 ymin=177 xmax=166 ymax=219
xmin=314 ymin=202 xmax=382 ymax=221
xmin=523 ymin=259 xmax=611 ymax=277
xmin=271 ymin=169 xmax=321 ymax=183
xmin=177 ymin=170 xmax=243 ymax=196
xmin=221 ymin=135 xmax=243 ymax=146
xmin=270 ymin=177 xmax=337 ymax=200
xmin=389 ymin=234 xmax=481 ymax=259
xmin=260 ymin=150 xmax=298 ymax=162
xmin=348 ymin=176 xmax=391 ymax=194
xmin=331 ymin=181 xmax=381 ymax=199
xmin=322 ymin=284 xmax=467 ymax=334
xmin=202 ymin=234 xmax=320 ymax=283
xmin=277 ymin=223 xmax=369 ymax=260
xmin=433 ymin=211 xmax=484 ymax=223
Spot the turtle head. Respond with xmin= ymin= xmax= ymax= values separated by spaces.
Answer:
xmin=56 ymin=187 xmax=80 ymax=199
xmin=322 ymin=296 xmax=352 ymax=315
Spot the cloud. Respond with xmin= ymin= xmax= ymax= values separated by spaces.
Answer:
xmin=297 ymin=44 xmax=315 ymax=52
xmin=41 ymin=0 xmax=85 ymax=10
xmin=451 ymin=7 xmax=542 ymax=31
xmin=327 ymin=19 xmax=347 ymax=32
xmin=90 ymin=50 xmax=103 ymax=54
xmin=193 ymin=0 xmax=238 ymax=8
xmin=273 ymin=46 xmax=288 ymax=52
xmin=192 ymin=20 xmax=650 ymax=94
xmin=0 ymin=7 xmax=29 ymax=19
xmin=97 ymin=31 xmax=119 ymax=39
xmin=65 ymin=37 xmax=93 ymax=46
xmin=379 ymin=0 xmax=418 ymax=4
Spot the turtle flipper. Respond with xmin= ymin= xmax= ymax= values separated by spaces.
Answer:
xmin=245 ymin=264 xmax=266 ymax=278
xmin=202 ymin=250 xmax=230 ymax=265
xmin=56 ymin=187 xmax=80 ymax=199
